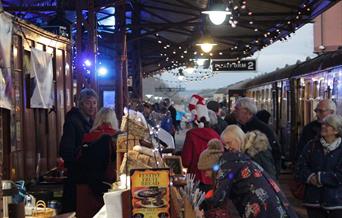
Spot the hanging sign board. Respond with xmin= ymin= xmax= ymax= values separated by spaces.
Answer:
xmin=130 ymin=168 xmax=170 ymax=218
xmin=212 ymin=59 xmax=256 ymax=71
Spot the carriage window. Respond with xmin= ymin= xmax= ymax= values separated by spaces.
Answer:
xmin=313 ymin=81 xmax=318 ymax=99
xmin=305 ymin=81 xmax=311 ymax=100
xmin=332 ymin=78 xmax=338 ymax=99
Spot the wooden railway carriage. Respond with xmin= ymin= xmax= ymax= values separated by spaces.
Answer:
xmin=290 ymin=50 xmax=342 ymax=158
xmin=226 ymin=48 xmax=342 ymax=162
xmin=0 ymin=12 xmax=72 ymax=182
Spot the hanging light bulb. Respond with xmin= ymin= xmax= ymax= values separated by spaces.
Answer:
xmin=202 ymin=1 xmax=231 ymax=25
xmin=203 ymin=11 xmax=231 ymax=25
xmin=196 ymin=36 xmax=217 ymax=53
xmin=199 ymin=43 xmax=216 ymax=53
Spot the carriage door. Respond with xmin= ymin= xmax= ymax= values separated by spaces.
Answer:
xmin=0 ymin=109 xmax=11 ymax=180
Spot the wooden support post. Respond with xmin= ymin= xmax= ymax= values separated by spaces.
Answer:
xmin=115 ymin=3 xmax=127 ymax=121
xmin=130 ymin=3 xmax=143 ymax=100
xmin=87 ymin=0 xmax=97 ymax=92
xmin=75 ymin=0 xmax=84 ymax=96
xmin=75 ymin=0 xmax=98 ymax=97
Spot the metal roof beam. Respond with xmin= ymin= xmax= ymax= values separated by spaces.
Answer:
xmin=174 ymin=0 xmax=203 ymax=11
xmin=3 ymin=6 xmax=57 ymax=11
xmin=142 ymin=4 xmax=199 ymax=17
xmin=162 ymin=28 xmax=193 ymax=36
xmin=142 ymin=7 xmax=173 ymax=23
xmin=240 ymin=12 xmax=297 ymax=17
xmin=128 ymin=22 xmax=200 ymax=28
xmin=256 ymin=0 xmax=299 ymax=10
xmin=150 ymin=0 xmax=193 ymax=11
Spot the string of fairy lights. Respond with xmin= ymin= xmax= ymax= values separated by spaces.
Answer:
xmin=142 ymin=0 xmax=315 ymax=82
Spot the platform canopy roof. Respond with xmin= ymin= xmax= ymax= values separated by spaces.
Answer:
xmin=1 ymin=0 xmax=339 ymax=76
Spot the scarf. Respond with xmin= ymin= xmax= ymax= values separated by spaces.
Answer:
xmin=320 ymin=137 xmax=341 ymax=153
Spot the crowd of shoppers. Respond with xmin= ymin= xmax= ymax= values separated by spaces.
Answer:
xmin=58 ymin=88 xmax=342 ymax=218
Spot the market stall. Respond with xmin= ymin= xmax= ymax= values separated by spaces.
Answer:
xmin=92 ymin=109 xmax=198 ymax=218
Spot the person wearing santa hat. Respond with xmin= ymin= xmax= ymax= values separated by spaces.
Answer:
xmin=181 ymin=94 xmax=220 ymax=192
xmin=188 ymin=94 xmax=210 ymax=128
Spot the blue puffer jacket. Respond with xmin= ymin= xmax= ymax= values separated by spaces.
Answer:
xmin=296 ymin=139 xmax=342 ymax=210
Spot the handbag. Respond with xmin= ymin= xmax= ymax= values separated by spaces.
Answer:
xmin=288 ymin=177 xmax=305 ymax=200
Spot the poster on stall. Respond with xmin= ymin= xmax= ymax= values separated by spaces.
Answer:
xmin=130 ymin=169 xmax=170 ymax=218
xmin=0 ymin=13 xmax=13 ymax=110
xmin=30 ymin=48 xmax=54 ymax=108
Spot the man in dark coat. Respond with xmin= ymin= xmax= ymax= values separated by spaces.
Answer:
xmin=59 ymin=88 xmax=98 ymax=212
xmin=207 ymin=100 xmax=228 ymax=135
xmin=256 ymin=109 xmax=271 ymax=125
xmin=295 ymin=99 xmax=336 ymax=161
xmin=234 ymin=97 xmax=281 ymax=178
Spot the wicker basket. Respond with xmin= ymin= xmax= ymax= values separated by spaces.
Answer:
xmin=120 ymin=116 xmax=148 ymax=139
xmin=32 ymin=200 xmax=55 ymax=218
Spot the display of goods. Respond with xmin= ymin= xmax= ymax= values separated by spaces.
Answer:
xmin=116 ymin=133 xmax=140 ymax=152
xmin=119 ymin=150 xmax=164 ymax=174
xmin=120 ymin=116 xmax=148 ymax=139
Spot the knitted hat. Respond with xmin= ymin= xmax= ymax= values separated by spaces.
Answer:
xmin=198 ymin=139 xmax=224 ymax=170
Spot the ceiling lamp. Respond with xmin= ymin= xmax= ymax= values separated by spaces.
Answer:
xmin=202 ymin=0 xmax=231 ymax=25
xmin=196 ymin=36 xmax=217 ymax=53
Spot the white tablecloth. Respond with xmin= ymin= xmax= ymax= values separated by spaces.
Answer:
xmin=93 ymin=189 xmax=127 ymax=218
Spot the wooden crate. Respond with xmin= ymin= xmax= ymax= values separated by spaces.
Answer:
xmin=116 ymin=134 xmax=140 ymax=179
xmin=116 ymin=133 xmax=140 ymax=152
xmin=120 ymin=116 xmax=148 ymax=139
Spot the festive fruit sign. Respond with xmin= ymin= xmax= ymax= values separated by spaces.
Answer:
xmin=130 ymin=169 xmax=170 ymax=218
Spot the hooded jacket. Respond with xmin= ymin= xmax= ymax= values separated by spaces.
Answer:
xmin=240 ymin=116 xmax=281 ymax=178
xmin=181 ymin=127 xmax=220 ymax=184
xmin=206 ymin=151 xmax=298 ymax=218
xmin=243 ymin=130 xmax=277 ymax=179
